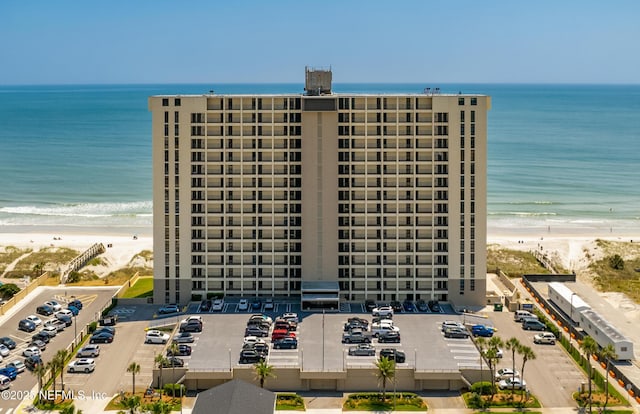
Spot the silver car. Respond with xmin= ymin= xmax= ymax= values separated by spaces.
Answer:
xmin=77 ymin=344 xmax=100 ymax=358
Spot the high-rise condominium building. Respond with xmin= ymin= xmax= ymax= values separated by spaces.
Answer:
xmin=149 ymin=68 xmax=490 ymax=308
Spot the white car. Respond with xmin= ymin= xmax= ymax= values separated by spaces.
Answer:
xmin=41 ymin=325 xmax=58 ymax=337
xmin=0 ymin=344 xmax=9 ymax=357
xmin=181 ymin=315 xmax=203 ymax=325
xmin=372 ymin=306 xmax=393 ymax=317
xmin=56 ymin=309 xmax=74 ymax=319
xmin=26 ymin=315 xmax=43 ymax=326
xmin=238 ymin=299 xmax=249 ymax=311
xmin=67 ymin=358 xmax=96 ymax=373
xmin=243 ymin=336 xmax=266 ymax=346
xmin=495 ymin=368 xmax=519 ymax=381
xmin=498 ymin=377 xmax=526 ymax=390
xmin=145 ymin=330 xmax=170 ymax=344
xmin=23 ymin=346 xmax=41 ymax=357
xmin=371 ymin=322 xmax=400 ymax=337
xmin=211 ymin=299 xmax=224 ymax=311
xmin=441 ymin=321 xmax=465 ymax=332
xmin=45 ymin=300 xmax=63 ymax=312
xmin=533 ymin=332 xmax=556 ymax=345
xmin=7 ymin=360 xmax=25 ymax=373
xmin=77 ymin=344 xmax=100 ymax=358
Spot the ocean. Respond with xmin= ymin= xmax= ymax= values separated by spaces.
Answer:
xmin=0 ymin=83 xmax=639 ymax=236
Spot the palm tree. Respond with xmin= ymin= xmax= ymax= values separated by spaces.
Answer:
xmin=55 ymin=349 xmax=71 ymax=394
xmin=33 ymin=262 xmax=44 ymax=277
xmin=486 ymin=336 xmax=504 ymax=401
xmin=505 ymin=337 xmax=521 ymax=400
xmin=599 ymin=343 xmax=617 ymax=412
xmin=119 ymin=395 xmax=141 ymax=414
xmin=59 ymin=404 xmax=83 ymax=414
xmin=144 ymin=400 xmax=172 ymax=414
xmin=46 ymin=360 xmax=58 ymax=399
xmin=580 ymin=336 xmax=599 ymax=414
xmin=154 ymin=353 xmax=168 ymax=389
xmin=375 ymin=356 xmax=396 ymax=401
xmin=32 ymin=361 xmax=47 ymax=396
xmin=127 ymin=362 xmax=141 ymax=396
xmin=254 ymin=359 xmax=276 ymax=389
xmin=518 ymin=345 xmax=536 ymax=404
xmin=168 ymin=343 xmax=180 ymax=398
xmin=475 ymin=337 xmax=487 ymax=395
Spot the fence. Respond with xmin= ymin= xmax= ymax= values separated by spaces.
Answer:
xmin=521 ymin=275 xmax=640 ymax=403
xmin=0 ymin=271 xmax=53 ymax=316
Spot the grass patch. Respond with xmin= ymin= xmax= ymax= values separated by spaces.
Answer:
xmin=276 ymin=393 xmax=305 ymax=411
xmin=343 ymin=392 xmax=427 ymax=411
xmin=590 ymin=240 xmax=640 ymax=302
xmin=66 ymin=266 xmax=151 ymax=286
xmin=487 ymin=246 xmax=550 ymax=277
xmin=104 ymin=391 xmax=181 ymax=411
xmin=122 ymin=277 xmax=153 ymax=298
xmin=0 ymin=246 xmax=32 ymax=274
xmin=4 ymin=246 xmax=78 ymax=278
xmin=463 ymin=390 xmax=541 ymax=409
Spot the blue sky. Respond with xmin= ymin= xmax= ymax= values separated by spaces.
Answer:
xmin=1 ymin=0 xmax=639 ymax=85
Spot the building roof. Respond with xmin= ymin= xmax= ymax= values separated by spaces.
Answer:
xmin=192 ymin=379 xmax=276 ymax=414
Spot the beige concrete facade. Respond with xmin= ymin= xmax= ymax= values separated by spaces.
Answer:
xmin=149 ymin=74 xmax=490 ymax=307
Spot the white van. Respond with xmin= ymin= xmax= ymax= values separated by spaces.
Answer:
xmin=514 ymin=310 xmax=537 ymax=322
xmin=0 ymin=374 xmax=10 ymax=391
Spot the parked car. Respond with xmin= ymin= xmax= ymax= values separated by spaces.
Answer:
xmin=428 ymin=300 xmax=441 ymax=313
xmin=471 ymin=324 xmax=495 ymax=337
xmin=271 ymin=329 xmax=296 ymax=341
xmin=77 ymin=345 xmax=100 ymax=358
xmin=378 ymin=331 xmax=401 ymax=343
xmin=172 ymin=332 xmax=195 ymax=344
xmin=245 ymin=326 xmax=269 ymax=337
xmin=145 ymin=330 xmax=169 ymax=344
xmin=161 ymin=357 xmax=185 ymax=368
xmin=444 ymin=327 xmax=470 ymax=339
xmin=533 ymin=332 xmax=557 ymax=345
xmin=44 ymin=319 xmax=66 ymax=332
xmin=364 ymin=299 xmax=376 ymax=312
xmin=251 ymin=298 xmax=262 ymax=310
xmin=94 ymin=326 xmax=116 ymax=336
xmin=0 ymin=375 xmax=10 ymax=390
xmin=415 ymin=299 xmax=429 ymax=312
xmin=344 ymin=317 xmax=369 ymax=332
xmin=402 ymin=300 xmax=415 ymax=312
xmin=32 ymin=332 xmax=51 ymax=344
xmin=274 ymin=320 xmax=296 ymax=331
xmin=348 ymin=343 xmax=376 ymax=356
xmin=66 ymin=305 xmax=80 ymax=316
xmin=379 ymin=348 xmax=406 ymax=363
xmin=0 ymin=344 xmax=9 ymax=357
xmin=390 ymin=301 xmax=403 ymax=313
xmin=24 ymin=355 xmax=43 ymax=370
xmin=55 ymin=313 xmax=72 ymax=326
xmin=342 ymin=329 xmax=371 ymax=344
xmin=44 ymin=300 xmax=63 ymax=312
xmin=55 ymin=309 xmax=74 ymax=319
xmin=0 ymin=366 xmax=17 ymax=380
xmin=211 ymin=299 xmax=224 ymax=312
xmin=181 ymin=315 xmax=203 ymax=325
xmin=36 ymin=305 xmax=54 ymax=316
xmin=371 ymin=322 xmax=400 ymax=337
xmin=264 ymin=298 xmax=274 ymax=310
xmin=200 ymin=299 xmax=211 ymax=312
xmin=41 ymin=325 xmax=58 ymax=337
xmin=279 ymin=313 xmax=298 ymax=323
xmin=6 ymin=360 xmax=25 ymax=374
xmin=522 ymin=320 xmax=547 ymax=331
xmin=90 ymin=332 xmax=114 ymax=344
xmin=23 ymin=346 xmax=41 ymax=357
xmin=514 ymin=310 xmax=536 ymax=322
xmin=167 ymin=344 xmax=192 ymax=356
xmin=273 ymin=337 xmax=298 ymax=349
xmin=239 ymin=349 xmax=264 ymax=364
xmin=372 ymin=306 xmax=393 ymax=318
xmin=18 ymin=319 xmax=36 ymax=332
xmin=158 ymin=304 xmax=180 ymax=314
xmin=25 ymin=315 xmax=43 ymax=326
xmin=30 ymin=339 xmax=47 ymax=351
xmin=242 ymin=336 xmax=267 ymax=346
xmin=243 ymin=342 xmax=269 ymax=356
xmin=68 ymin=299 xmax=83 ymax=310
xmin=238 ymin=299 xmax=249 ymax=311
xmin=0 ymin=337 xmax=16 ymax=350
xmin=498 ymin=377 xmax=526 ymax=390
xmin=67 ymin=358 xmax=96 ymax=373
xmin=495 ymin=368 xmax=519 ymax=380
xmin=250 ymin=314 xmax=274 ymax=324
xmin=179 ymin=320 xmax=203 ymax=333
xmin=99 ymin=315 xmax=118 ymax=326
xmin=441 ymin=321 xmax=465 ymax=332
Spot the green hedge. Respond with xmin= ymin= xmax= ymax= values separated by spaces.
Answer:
xmin=471 ymin=381 xmax=495 ymax=395
xmin=163 ymin=383 xmax=185 ymax=397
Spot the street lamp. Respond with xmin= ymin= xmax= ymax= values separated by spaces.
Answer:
xmin=73 ymin=314 xmax=77 ymax=349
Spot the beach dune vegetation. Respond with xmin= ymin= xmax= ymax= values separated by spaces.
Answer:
xmin=487 ymin=246 xmax=552 ymax=277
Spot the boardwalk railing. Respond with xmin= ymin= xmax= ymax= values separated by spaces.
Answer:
xmin=61 ymin=243 xmax=106 ymax=283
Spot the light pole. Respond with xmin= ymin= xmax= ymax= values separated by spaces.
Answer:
xmin=73 ymin=314 xmax=77 ymax=349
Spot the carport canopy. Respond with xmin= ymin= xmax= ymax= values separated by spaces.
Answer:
xmin=301 ymin=281 xmax=340 ymax=311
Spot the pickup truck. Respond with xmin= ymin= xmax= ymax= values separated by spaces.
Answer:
xmin=342 ymin=329 xmax=371 ymax=344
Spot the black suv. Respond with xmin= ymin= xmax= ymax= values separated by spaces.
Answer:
xmin=0 ymin=336 xmax=16 ymax=349
xmin=380 ymin=348 xmax=406 ymax=363
xmin=36 ymin=305 xmax=54 ymax=316
xmin=378 ymin=331 xmax=401 ymax=343
xmin=344 ymin=317 xmax=369 ymax=332
xmin=25 ymin=355 xmax=43 ymax=370
xmin=364 ymin=299 xmax=376 ymax=312
xmin=390 ymin=301 xmax=403 ymax=313
xmin=239 ymin=349 xmax=265 ymax=364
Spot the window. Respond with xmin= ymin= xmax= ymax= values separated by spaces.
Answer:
xmin=458 ymin=97 xmax=465 ymax=105
xmin=162 ymin=98 xmax=169 ymax=106
xmin=470 ymin=98 xmax=477 ymax=106
xmin=174 ymin=98 xmax=181 ymax=106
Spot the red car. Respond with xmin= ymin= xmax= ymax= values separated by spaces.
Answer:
xmin=271 ymin=329 xmax=296 ymax=341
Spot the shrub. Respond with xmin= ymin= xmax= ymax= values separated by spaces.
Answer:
xmin=163 ymin=383 xmax=184 ymax=397
xmin=207 ymin=292 xmax=223 ymax=299
xmin=88 ymin=321 xmax=98 ymax=333
xmin=0 ymin=283 xmax=20 ymax=298
xmin=608 ymin=254 xmax=625 ymax=270
xmin=467 ymin=392 xmax=484 ymax=409
xmin=191 ymin=294 xmax=202 ymax=301
xmin=471 ymin=381 xmax=495 ymax=395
